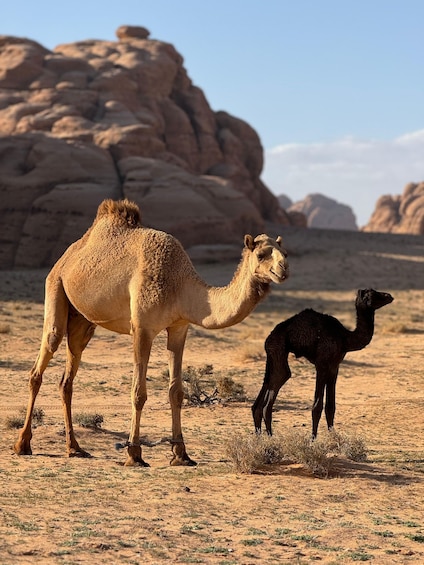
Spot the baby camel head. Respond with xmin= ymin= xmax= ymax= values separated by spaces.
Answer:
xmin=356 ymin=288 xmax=394 ymax=311
xmin=244 ymin=234 xmax=289 ymax=284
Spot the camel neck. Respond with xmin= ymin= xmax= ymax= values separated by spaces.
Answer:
xmin=346 ymin=307 xmax=375 ymax=352
xmin=186 ymin=254 xmax=270 ymax=329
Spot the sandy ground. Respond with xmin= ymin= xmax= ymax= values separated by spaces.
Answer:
xmin=1 ymin=226 xmax=424 ymax=564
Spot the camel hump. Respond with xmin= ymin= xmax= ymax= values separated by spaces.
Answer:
xmin=95 ymin=199 xmax=141 ymax=228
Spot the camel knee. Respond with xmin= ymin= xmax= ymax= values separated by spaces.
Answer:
xmin=169 ymin=382 xmax=184 ymax=407
xmin=46 ymin=327 xmax=64 ymax=353
xmin=132 ymin=390 xmax=147 ymax=411
xmin=59 ymin=373 xmax=74 ymax=398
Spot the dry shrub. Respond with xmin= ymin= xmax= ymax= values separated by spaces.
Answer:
xmin=74 ymin=412 xmax=104 ymax=429
xmin=381 ymin=322 xmax=409 ymax=334
xmin=325 ymin=429 xmax=367 ymax=462
xmin=5 ymin=407 xmax=45 ymax=429
xmin=182 ymin=365 xmax=246 ymax=405
xmin=183 ymin=365 xmax=216 ymax=405
xmin=216 ymin=376 xmax=246 ymax=401
xmin=236 ymin=343 xmax=265 ymax=362
xmin=225 ymin=432 xmax=287 ymax=474
xmin=282 ymin=429 xmax=332 ymax=477
xmin=0 ymin=322 xmax=11 ymax=334
xmin=225 ymin=428 xmax=368 ymax=477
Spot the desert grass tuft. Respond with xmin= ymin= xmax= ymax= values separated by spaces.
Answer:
xmin=225 ymin=428 xmax=368 ymax=477
xmin=5 ymin=406 xmax=45 ymax=429
xmin=224 ymin=432 xmax=288 ymax=474
xmin=236 ymin=343 xmax=265 ymax=362
xmin=0 ymin=322 xmax=11 ymax=334
xmin=74 ymin=412 xmax=104 ymax=429
xmin=216 ymin=376 xmax=247 ymax=401
xmin=381 ymin=322 xmax=409 ymax=334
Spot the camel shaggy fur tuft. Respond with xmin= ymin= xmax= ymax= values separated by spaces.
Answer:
xmin=14 ymin=199 xmax=289 ymax=467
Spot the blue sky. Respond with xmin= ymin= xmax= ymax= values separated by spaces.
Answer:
xmin=3 ymin=0 xmax=424 ymax=226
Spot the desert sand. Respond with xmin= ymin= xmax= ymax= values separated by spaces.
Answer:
xmin=1 ymin=226 xmax=423 ymax=564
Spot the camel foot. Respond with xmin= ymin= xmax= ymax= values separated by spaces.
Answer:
xmin=124 ymin=456 xmax=150 ymax=467
xmin=68 ymin=448 xmax=92 ymax=458
xmin=13 ymin=439 xmax=32 ymax=456
xmin=170 ymin=454 xmax=197 ymax=466
xmin=124 ymin=445 xmax=149 ymax=467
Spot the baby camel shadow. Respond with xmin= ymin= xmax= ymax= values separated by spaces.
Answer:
xmin=253 ymin=457 xmax=422 ymax=485
xmin=330 ymin=458 xmax=422 ymax=485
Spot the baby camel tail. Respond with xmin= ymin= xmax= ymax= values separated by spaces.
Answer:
xmin=14 ymin=199 xmax=289 ymax=467
xmin=252 ymin=288 xmax=393 ymax=438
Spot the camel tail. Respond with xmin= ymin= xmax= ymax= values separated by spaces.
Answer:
xmin=94 ymin=199 xmax=142 ymax=228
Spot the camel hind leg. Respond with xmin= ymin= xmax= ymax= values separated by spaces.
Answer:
xmin=252 ymin=338 xmax=291 ymax=435
xmin=14 ymin=274 xmax=68 ymax=455
xmin=60 ymin=308 xmax=96 ymax=457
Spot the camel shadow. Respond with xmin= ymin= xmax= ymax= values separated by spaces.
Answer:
xmin=0 ymin=360 xmax=32 ymax=371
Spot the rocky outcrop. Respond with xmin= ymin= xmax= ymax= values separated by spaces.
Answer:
xmin=280 ymin=193 xmax=357 ymax=231
xmin=0 ymin=27 xmax=290 ymax=268
xmin=277 ymin=194 xmax=307 ymax=228
xmin=363 ymin=182 xmax=424 ymax=235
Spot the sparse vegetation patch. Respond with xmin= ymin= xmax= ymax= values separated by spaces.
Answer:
xmin=74 ymin=412 xmax=104 ymax=429
xmin=225 ymin=429 xmax=368 ymax=477
xmin=182 ymin=364 xmax=246 ymax=405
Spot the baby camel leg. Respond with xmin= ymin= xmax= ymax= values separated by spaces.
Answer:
xmin=324 ymin=374 xmax=338 ymax=432
xmin=125 ymin=327 xmax=155 ymax=467
xmin=252 ymin=347 xmax=291 ymax=435
xmin=167 ymin=324 xmax=195 ymax=466
xmin=60 ymin=310 xmax=96 ymax=457
xmin=311 ymin=369 xmax=327 ymax=438
xmin=14 ymin=276 xmax=68 ymax=455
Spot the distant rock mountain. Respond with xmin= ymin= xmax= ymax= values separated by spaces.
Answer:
xmin=363 ymin=182 xmax=424 ymax=235
xmin=278 ymin=193 xmax=358 ymax=231
xmin=0 ymin=25 xmax=291 ymax=268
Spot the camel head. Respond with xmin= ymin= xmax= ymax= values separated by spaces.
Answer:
xmin=356 ymin=288 xmax=394 ymax=310
xmin=244 ymin=234 xmax=289 ymax=284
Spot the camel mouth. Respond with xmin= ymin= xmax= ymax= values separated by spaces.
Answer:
xmin=270 ymin=269 xmax=289 ymax=284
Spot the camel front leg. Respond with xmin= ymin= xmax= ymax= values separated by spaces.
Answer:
xmin=14 ymin=350 xmax=54 ymax=455
xmin=125 ymin=327 xmax=155 ymax=467
xmin=324 ymin=373 xmax=338 ymax=432
xmin=167 ymin=324 xmax=196 ymax=466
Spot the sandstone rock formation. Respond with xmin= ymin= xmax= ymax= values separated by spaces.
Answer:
xmin=281 ymin=193 xmax=358 ymax=231
xmin=363 ymin=182 xmax=424 ymax=235
xmin=277 ymin=194 xmax=307 ymax=228
xmin=0 ymin=27 xmax=290 ymax=268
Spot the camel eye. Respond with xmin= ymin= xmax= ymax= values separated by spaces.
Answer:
xmin=257 ymin=248 xmax=271 ymax=261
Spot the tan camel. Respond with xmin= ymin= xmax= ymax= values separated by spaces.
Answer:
xmin=14 ymin=199 xmax=289 ymax=466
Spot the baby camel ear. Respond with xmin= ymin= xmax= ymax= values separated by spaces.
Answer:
xmin=276 ymin=236 xmax=282 ymax=246
xmin=244 ymin=234 xmax=255 ymax=250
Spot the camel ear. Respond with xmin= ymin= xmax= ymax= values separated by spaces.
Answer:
xmin=358 ymin=289 xmax=372 ymax=306
xmin=276 ymin=236 xmax=282 ymax=246
xmin=244 ymin=234 xmax=255 ymax=250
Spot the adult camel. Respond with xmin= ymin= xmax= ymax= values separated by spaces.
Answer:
xmin=14 ymin=199 xmax=289 ymax=467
